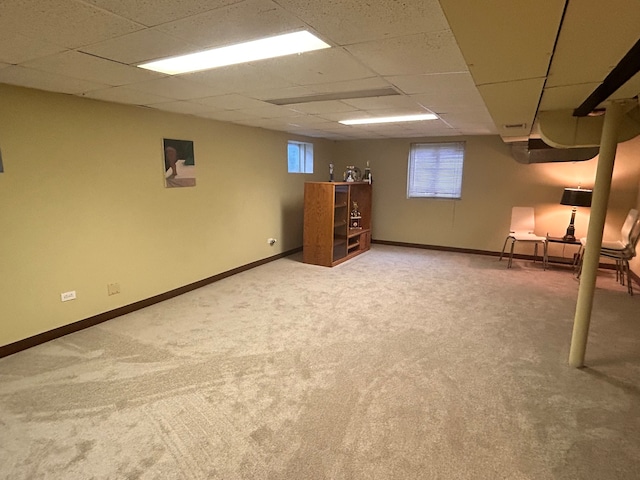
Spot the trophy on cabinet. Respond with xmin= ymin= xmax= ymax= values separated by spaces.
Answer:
xmin=344 ymin=165 xmax=361 ymax=182
xmin=350 ymin=201 xmax=362 ymax=229
xmin=362 ymin=161 xmax=372 ymax=184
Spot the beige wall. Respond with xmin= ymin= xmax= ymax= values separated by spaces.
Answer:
xmin=335 ymin=135 xmax=640 ymax=257
xmin=0 ymin=84 xmax=331 ymax=347
xmin=2 ymin=83 xmax=639 ymax=348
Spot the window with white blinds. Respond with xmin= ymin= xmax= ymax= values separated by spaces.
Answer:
xmin=407 ymin=142 xmax=465 ymax=199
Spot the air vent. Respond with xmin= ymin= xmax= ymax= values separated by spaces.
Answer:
xmin=511 ymin=139 xmax=599 ymax=164
xmin=265 ymin=87 xmax=400 ymax=105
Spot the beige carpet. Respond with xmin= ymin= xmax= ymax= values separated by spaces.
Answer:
xmin=1 ymin=245 xmax=639 ymax=479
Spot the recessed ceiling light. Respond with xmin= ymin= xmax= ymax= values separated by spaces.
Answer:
xmin=339 ymin=113 xmax=438 ymax=125
xmin=138 ymin=30 xmax=330 ymax=75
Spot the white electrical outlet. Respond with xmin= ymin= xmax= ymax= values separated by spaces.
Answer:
xmin=61 ymin=291 xmax=76 ymax=302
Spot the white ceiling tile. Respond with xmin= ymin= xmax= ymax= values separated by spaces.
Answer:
xmin=197 ymin=110 xmax=262 ymax=122
xmin=478 ymin=78 xmax=546 ymax=138
xmin=410 ymin=124 xmax=459 ymax=134
xmin=236 ymin=117 xmax=306 ymax=129
xmin=80 ymin=29 xmax=199 ymax=65
xmin=409 ymin=89 xmax=488 ymax=115
xmin=539 ymin=84 xmax=600 ymax=111
xmin=81 ymin=86 xmax=172 ymax=105
xmin=344 ymin=118 xmax=446 ymax=135
xmin=82 ymin=0 xmax=245 ymax=27
xmin=307 ymin=78 xmax=392 ymax=95
xmin=545 ymin=0 xmax=640 ymax=88
xmin=184 ymin=63 xmax=294 ymax=94
xmin=451 ymin=126 xmax=495 ymax=135
xmin=289 ymin=100 xmax=359 ymax=115
xmin=319 ymin=111 xmax=366 ymax=122
xmin=540 ymin=73 xmax=640 ymax=113
xmin=346 ymin=31 xmax=467 ymax=76
xmin=0 ymin=65 xmax=108 ymax=94
xmin=156 ymin=0 xmax=304 ymax=49
xmin=439 ymin=110 xmax=495 ymax=125
xmin=342 ymin=95 xmax=426 ymax=111
xmin=22 ymin=51 xmax=161 ymax=86
xmin=125 ymin=76 xmax=224 ymax=100
xmin=285 ymin=116 xmax=335 ymax=127
xmin=260 ymin=48 xmax=376 ymax=86
xmin=0 ymin=0 xmax=142 ymax=49
xmin=315 ymin=124 xmax=377 ymax=137
xmin=274 ymin=0 xmax=449 ymax=45
xmin=439 ymin=0 xmax=565 ymax=85
xmin=195 ymin=94 xmax=269 ymax=110
xmin=313 ymin=125 xmax=358 ymax=134
xmin=234 ymin=104 xmax=301 ymax=118
xmin=250 ymin=86 xmax=317 ymax=101
xmin=432 ymin=105 xmax=493 ymax=116
xmin=360 ymin=108 xmax=436 ymax=119
xmin=386 ymin=72 xmax=476 ymax=95
xmin=0 ymin=33 xmax=66 ymax=64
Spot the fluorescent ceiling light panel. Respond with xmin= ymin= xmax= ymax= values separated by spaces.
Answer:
xmin=340 ymin=113 xmax=438 ymax=125
xmin=138 ymin=31 xmax=330 ymax=75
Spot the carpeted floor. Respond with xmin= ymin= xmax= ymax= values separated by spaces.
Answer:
xmin=1 ymin=245 xmax=639 ymax=479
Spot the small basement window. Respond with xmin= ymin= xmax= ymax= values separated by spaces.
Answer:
xmin=288 ymin=141 xmax=314 ymax=173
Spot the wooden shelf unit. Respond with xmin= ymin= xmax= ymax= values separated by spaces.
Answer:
xmin=303 ymin=181 xmax=372 ymax=267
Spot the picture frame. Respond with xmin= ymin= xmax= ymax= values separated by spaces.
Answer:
xmin=163 ymin=138 xmax=195 ymax=188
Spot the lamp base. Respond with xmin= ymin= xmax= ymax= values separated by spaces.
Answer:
xmin=564 ymin=214 xmax=576 ymax=242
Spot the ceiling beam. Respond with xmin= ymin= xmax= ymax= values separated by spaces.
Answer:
xmin=573 ymin=38 xmax=640 ymax=117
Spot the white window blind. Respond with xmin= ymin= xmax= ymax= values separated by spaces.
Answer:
xmin=407 ymin=142 xmax=464 ymax=199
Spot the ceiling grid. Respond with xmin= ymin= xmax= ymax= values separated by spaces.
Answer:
xmin=0 ymin=0 xmax=638 ymax=140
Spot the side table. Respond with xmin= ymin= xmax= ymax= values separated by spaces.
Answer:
xmin=544 ymin=235 xmax=582 ymax=270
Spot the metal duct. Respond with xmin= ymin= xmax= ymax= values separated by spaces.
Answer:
xmin=511 ymin=138 xmax=599 ymax=164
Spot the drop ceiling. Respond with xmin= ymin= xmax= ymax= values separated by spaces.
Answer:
xmin=1 ymin=0 xmax=639 ymax=141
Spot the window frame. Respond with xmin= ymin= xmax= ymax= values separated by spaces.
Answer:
xmin=287 ymin=140 xmax=314 ymax=174
xmin=407 ymin=141 xmax=465 ymax=199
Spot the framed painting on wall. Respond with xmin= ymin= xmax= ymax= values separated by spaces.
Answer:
xmin=163 ymin=138 xmax=195 ymax=188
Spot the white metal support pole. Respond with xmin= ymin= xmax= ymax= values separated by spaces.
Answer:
xmin=569 ymin=101 xmax=624 ymax=367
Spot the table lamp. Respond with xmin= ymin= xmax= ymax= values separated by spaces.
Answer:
xmin=560 ymin=187 xmax=593 ymax=241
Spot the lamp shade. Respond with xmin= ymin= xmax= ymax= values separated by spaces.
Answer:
xmin=560 ymin=188 xmax=592 ymax=207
